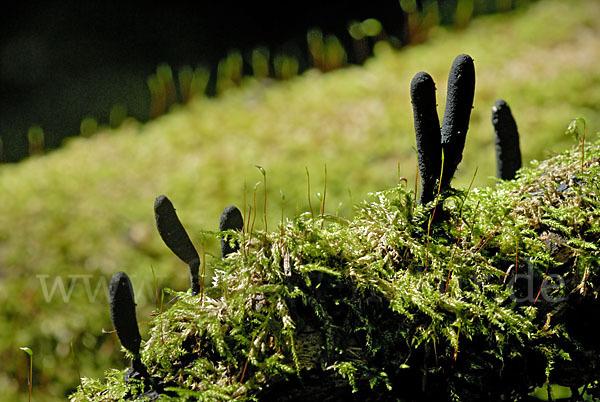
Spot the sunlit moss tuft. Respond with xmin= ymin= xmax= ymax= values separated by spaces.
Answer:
xmin=71 ymin=140 xmax=600 ymax=401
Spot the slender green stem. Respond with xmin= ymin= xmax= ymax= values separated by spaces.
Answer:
xmin=425 ymin=153 xmax=444 ymax=271
xmin=453 ymin=319 xmax=462 ymax=362
xmin=413 ymin=160 xmax=419 ymax=213
xmin=242 ymin=182 xmax=247 ymax=254
xmin=515 ymin=238 xmax=519 ymax=278
xmin=398 ymin=163 xmax=408 ymax=202
xmin=250 ymin=182 xmax=260 ymax=243
xmin=445 ymin=167 xmax=478 ymax=284
xmin=582 ymin=120 xmax=586 ymax=175
xmin=566 ymin=118 xmax=586 ymax=175
xmin=457 ymin=167 xmax=478 ymax=219
xmin=348 ymin=188 xmax=353 ymax=209
xmin=70 ymin=339 xmax=84 ymax=395
xmin=256 ymin=166 xmax=267 ymax=233
xmin=280 ymin=190 xmax=285 ymax=238
xmin=263 ymin=175 xmax=267 ymax=233
xmin=306 ymin=167 xmax=314 ymax=219
xmin=200 ymin=237 xmax=206 ymax=305
xmin=321 ymin=164 xmax=327 ymax=219
xmin=146 ymin=266 xmax=166 ymax=341
xmin=475 ymin=214 xmax=506 ymax=253
xmin=20 ymin=347 xmax=33 ymax=402
xmin=29 ymin=353 xmax=32 ymax=402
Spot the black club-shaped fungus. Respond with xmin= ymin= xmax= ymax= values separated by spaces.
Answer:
xmin=109 ymin=272 xmax=142 ymax=356
xmin=219 ymin=205 xmax=244 ymax=258
xmin=440 ymin=54 xmax=475 ymax=189
xmin=492 ymin=99 xmax=522 ymax=180
xmin=154 ymin=195 xmax=200 ymax=295
xmin=110 ymin=272 xmax=155 ymax=384
xmin=410 ymin=71 xmax=442 ymax=204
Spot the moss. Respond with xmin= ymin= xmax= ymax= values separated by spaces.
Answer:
xmin=71 ymin=139 xmax=600 ymax=401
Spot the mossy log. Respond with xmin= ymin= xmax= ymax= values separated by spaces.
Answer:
xmin=73 ymin=142 xmax=600 ymax=402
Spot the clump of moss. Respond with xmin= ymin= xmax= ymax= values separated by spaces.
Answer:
xmin=71 ymin=136 xmax=600 ymax=401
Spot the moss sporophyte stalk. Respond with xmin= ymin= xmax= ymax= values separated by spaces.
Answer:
xmin=70 ymin=56 xmax=600 ymax=401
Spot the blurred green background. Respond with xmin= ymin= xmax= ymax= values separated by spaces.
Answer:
xmin=1 ymin=1 xmax=403 ymax=162
xmin=2 ymin=0 xmax=600 ymax=400
xmin=1 ymin=0 xmax=530 ymax=163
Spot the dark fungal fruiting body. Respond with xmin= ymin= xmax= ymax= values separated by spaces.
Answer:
xmin=219 ymin=205 xmax=244 ymax=258
xmin=110 ymin=272 xmax=175 ymax=396
xmin=492 ymin=99 xmax=522 ymax=180
xmin=440 ymin=54 xmax=475 ymax=189
xmin=109 ymin=272 xmax=141 ymax=356
xmin=154 ymin=195 xmax=200 ymax=295
xmin=154 ymin=195 xmax=199 ymax=264
xmin=410 ymin=71 xmax=442 ymax=204
xmin=109 ymin=272 xmax=148 ymax=378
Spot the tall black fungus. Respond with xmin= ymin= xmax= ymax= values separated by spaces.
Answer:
xmin=154 ymin=195 xmax=200 ymax=295
xmin=109 ymin=272 xmax=148 ymax=377
xmin=410 ymin=71 xmax=442 ymax=204
xmin=492 ymin=99 xmax=522 ymax=180
xmin=440 ymin=54 xmax=476 ymax=189
xmin=219 ymin=205 xmax=244 ymax=258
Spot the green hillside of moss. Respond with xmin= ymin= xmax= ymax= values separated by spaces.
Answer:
xmin=2 ymin=0 xmax=600 ymax=400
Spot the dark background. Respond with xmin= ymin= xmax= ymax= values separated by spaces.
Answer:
xmin=0 ymin=1 xmax=519 ymax=162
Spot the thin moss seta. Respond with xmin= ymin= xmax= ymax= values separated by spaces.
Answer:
xmin=425 ymin=152 xmax=445 ymax=272
xmin=321 ymin=164 xmax=328 ymax=224
xmin=256 ymin=165 xmax=268 ymax=234
xmin=306 ymin=167 xmax=315 ymax=219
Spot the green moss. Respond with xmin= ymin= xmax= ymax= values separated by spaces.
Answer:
xmin=71 ymin=139 xmax=600 ymax=401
